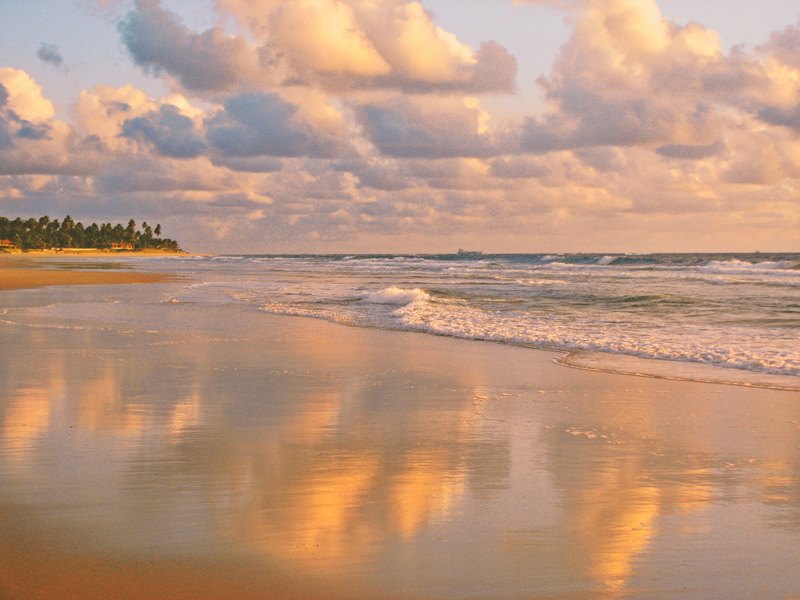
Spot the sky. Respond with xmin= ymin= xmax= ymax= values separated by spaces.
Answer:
xmin=1 ymin=0 xmax=799 ymax=253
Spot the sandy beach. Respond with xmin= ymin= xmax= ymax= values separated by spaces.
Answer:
xmin=0 ymin=258 xmax=798 ymax=599
xmin=0 ymin=253 xmax=175 ymax=290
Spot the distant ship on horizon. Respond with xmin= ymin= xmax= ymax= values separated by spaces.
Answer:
xmin=456 ymin=248 xmax=483 ymax=258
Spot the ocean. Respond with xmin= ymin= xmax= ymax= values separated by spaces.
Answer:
xmin=97 ymin=251 xmax=800 ymax=387
xmin=6 ymin=252 xmax=799 ymax=388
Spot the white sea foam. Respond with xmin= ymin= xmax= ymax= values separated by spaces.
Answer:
xmin=364 ymin=287 xmax=431 ymax=306
xmin=698 ymin=259 xmax=799 ymax=275
xmin=388 ymin=300 xmax=800 ymax=377
xmin=596 ymin=255 xmax=618 ymax=265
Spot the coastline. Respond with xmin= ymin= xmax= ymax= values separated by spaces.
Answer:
xmin=0 ymin=249 xmax=187 ymax=256
xmin=2 ymin=252 xmax=796 ymax=392
xmin=0 ymin=272 xmax=798 ymax=599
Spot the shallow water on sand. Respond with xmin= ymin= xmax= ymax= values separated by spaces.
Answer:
xmin=1 ymin=282 xmax=799 ymax=599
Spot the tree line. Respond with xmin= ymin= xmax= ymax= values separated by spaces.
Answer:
xmin=0 ymin=215 xmax=181 ymax=251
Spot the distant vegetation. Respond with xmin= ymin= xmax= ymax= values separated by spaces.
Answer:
xmin=0 ymin=215 xmax=181 ymax=252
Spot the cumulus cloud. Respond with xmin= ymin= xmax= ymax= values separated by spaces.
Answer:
xmin=758 ymin=105 xmax=800 ymax=131
xmin=119 ymin=0 xmax=258 ymax=91
xmin=122 ymin=0 xmax=516 ymax=95
xmin=0 ymin=69 xmax=86 ymax=176
xmin=0 ymin=84 xmax=12 ymax=149
xmin=206 ymin=92 xmax=349 ymax=158
xmin=764 ymin=19 xmax=800 ymax=69
xmin=0 ymin=67 xmax=55 ymax=121
xmin=332 ymin=159 xmax=410 ymax=191
xmin=5 ymin=1 xmax=800 ymax=252
xmin=94 ymin=155 xmax=231 ymax=193
xmin=121 ymin=104 xmax=205 ymax=158
xmin=656 ymin=141 xmax=724 ymax=160
xmin=336 ymin=0 xmax=517 ymax=93
xmin=357 ymin=96 xmax=495 ymax=158
xmin=489 ymin=156 xmax=551 ymax=179
xmin=267 ymin=0 xmax=391 ymax=78
xmin=36 ymin=43 xmax=64 ymax=68
xmin=74 ymin=84 xmax=204 ymax=153
xmin=0 ymin=78 xmax=52 ymax=147
xmin=513 ymin=0 xmax=781 ymax=154
xmin=210 ymin=155 xmax=284 ymax=173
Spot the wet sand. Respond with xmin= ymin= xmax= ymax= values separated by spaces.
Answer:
xmin=1 ymin=277 xmax=799 ymax=599
xmin=0 ymin=254 xmax=170 ymax=290
xmin=0 ymin=268 xmax=168 ymax=290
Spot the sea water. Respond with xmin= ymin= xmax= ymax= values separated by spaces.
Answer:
xmin=125 ymin=252 xmax=800 ymax=385
xmin=11 ymin=252 xmax=800 ymax=387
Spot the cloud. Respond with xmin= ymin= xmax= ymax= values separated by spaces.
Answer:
xmin=489 ymin=156 xmax=551 ymax=179
xmin=339 ymin=0 xmax=517 ymax=93
xmin=5 ymin=4 xmax=800 ymax=252
xmin=94 ymin=155 xmax=231 ymax=193
xmin=121 ymin=104 xmax=205 ymax=158
xmin=356 ymin=96 xmax=495 ymax=158
xmin=332 ymin=159 xmax=410 ymax=191
xmin=0 ymin=69 xmax=85 ymax=176
xmin=0 ymin=68 xmax=55 ymax=121
xmin=210 ymin=155 xmax=284 ymax=173
xmin=129 ymin=0 xmax=518 ymax=94
xmin=267 ymin=0 xmax=391 ymax=78
xmin=36 ymin=43 xmax=64 ymax=68
xmin=206 ymin=92 xmax=347 ymax=158
xmin=763 ymin=19 xmax=800 ymax=69
xmin=0 ymin=84 xmax=12 ymax=149
xmin=513 ymin=0 xmax=777 ymax=154
xmin=757 ymin=105 xmax=800 ymax=132
xmin=656 ymin=141 xmax=724 ymax=160
xmin=118 ymin=0 xmax=257 ymax=91
xmin=74 ymin=84 xmax=204 ymax=153
xmin=0 ymin=82 xmax=21 ymax=149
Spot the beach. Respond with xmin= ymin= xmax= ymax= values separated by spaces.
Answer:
xmin=0 ymin=252 xmax=175 ymax=290
xmin=1 ymin=256 xmax=799 ymax=599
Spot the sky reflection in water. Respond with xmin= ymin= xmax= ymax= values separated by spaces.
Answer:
xmin=1 ymin=287 xmax=799 ymax=599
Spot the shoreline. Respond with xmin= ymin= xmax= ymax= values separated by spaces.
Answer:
xmin=264 ymin=311 xmax=800 ymax=393
xmin=2 ymin=252 xmax=797 ymax=392
xmin=555 ymin=350 xmax=800 ymax=392
xmin=0 ymin=248 xmax=188 ymax=257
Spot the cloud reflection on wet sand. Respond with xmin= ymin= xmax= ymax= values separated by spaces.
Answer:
xmin=1 ymin=306 xmax=799 ymax=598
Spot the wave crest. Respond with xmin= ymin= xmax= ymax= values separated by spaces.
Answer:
xmin=364 ymin=287 xmax=431 ymax=306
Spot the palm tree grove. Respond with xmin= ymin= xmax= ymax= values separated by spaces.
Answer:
xmin=0 ymin=216 xmax=181 ymax=251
